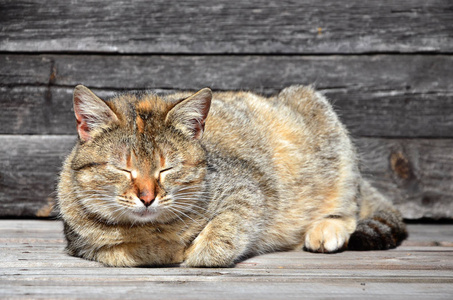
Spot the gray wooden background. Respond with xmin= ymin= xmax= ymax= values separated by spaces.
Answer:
xmin=0 ymin=0 xmax=452 ymax=219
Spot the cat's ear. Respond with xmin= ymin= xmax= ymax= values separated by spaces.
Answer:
xmin=73 ymin=85 xmax=118 ymax=142
xmin=166 ymin=88 xmax=212 ymax=139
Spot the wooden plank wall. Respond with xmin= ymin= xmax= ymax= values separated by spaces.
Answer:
xmin=0 ymin=0 xmax=452 ymax=219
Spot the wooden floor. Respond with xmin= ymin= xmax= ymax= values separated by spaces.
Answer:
xmin=1 ymin=221 xmax=453 ymax=299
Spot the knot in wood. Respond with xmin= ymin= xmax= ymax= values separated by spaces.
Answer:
xmin=390 ymin=151 xmax=412 ymax=179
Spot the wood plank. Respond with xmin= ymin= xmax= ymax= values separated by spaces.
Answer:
xmin=357 ymin=138 xmax=453 ymax=219
xmin=0 ymin=135 xmax=452 ymax=219
xmin=0 ymin=135 xmax=75 ymax=217
xmin=403 ymin=224 xmax=453 ymax=247
xmin=0 ymin=86 xmax=77 ymax=135
xmin=1 ymin=281 xmax=451 ymax=300
xmin=1 ymin=54 xmax=452 ymax=137
xmin=0 ymin=55 xmax=53 ymax=85
xmin=1 ymin=54 xmax=448 ymax=92
xmin=329 ymin=91 xmax=453 ymax=138
xmin=1 ymin=0 xmax=451 ymax=54
xmin=0 ymin=221 xmax=452 ymax=299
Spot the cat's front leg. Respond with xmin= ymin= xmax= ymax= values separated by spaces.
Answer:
xmin=90 ymin=242 xmax=185 ymax=267
xmin=84 ymin=243 xmax=147 ymax=267
xmin=183 ymin=212 xmax=252 ymax=267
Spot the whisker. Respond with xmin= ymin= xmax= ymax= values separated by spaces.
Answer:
xmin=166 ymin=207 xmax=187 ymax=226
xmin=173 ymin=195 xmax=210 ymax=201
xmin=174 ymin=190 xmax=210 ymax=195
xmin=168 ymin=206 xmax=203 ymax=226
xmin=171 ymin=205 xmax=209 ymax=221
xmin=170 ymin=194 xmax=209 ymax=204
xmin=171 ymin=201 xmax=209 ymax=212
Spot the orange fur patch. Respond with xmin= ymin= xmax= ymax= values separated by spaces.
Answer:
xmin=270 ymin=125 xmax=300 ymax=177
xmin=249 ymin=100 xmax=300 ymax=177
xmin=160 ymin=155 xmax=166 ymax=169
xmin=136 ymin=115 xmax=145 ymax=133
xmin=136 ymin=100 xmax=154 ymax=112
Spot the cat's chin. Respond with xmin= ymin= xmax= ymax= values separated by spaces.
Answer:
xmin=128 ymin=208 xmax=162 ymax=223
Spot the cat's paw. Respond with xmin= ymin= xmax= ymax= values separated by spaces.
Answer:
xmin=182 ymin=221 xmax=239 ymax=268
xmin=304 ymin=218 xmax=355 ymax=253
xmin=183 ymin=236 xmax=236 ymax=268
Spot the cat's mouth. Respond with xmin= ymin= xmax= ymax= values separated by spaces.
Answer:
xmin=131 ymin=207 xmax=161 ymax=221
xmin=134 ymin=207 xmax=159 ymax=217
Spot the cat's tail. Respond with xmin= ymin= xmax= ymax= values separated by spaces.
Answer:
xmin=348 ymin=180 xmax=408 ymax=250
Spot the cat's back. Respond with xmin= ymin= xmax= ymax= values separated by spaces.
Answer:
xmin=202 ymin=86 xmax=353 ymax=174
xmin=206 ymin=85 xmax=345 ymax=141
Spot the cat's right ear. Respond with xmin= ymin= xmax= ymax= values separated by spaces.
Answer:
xmin=73 ymin=85 xmax=118 ymax=142
xmin=166 ymin=88 xmax=212 ymax=140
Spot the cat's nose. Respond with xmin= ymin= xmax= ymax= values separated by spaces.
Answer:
xmin=139 ymin=191 xmax=155 ymax=207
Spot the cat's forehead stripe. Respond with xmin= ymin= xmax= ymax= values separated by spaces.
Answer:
xmin=136 ymin=100 xmax=154 ymax=112
xmin=134 ymin=99 xmax=158 ymax=133
xmin=136 ymin=115 xmax=145 ymax=133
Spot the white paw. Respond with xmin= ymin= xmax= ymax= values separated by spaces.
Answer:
xmin=304 ymin=219 xmax=351 ymax=253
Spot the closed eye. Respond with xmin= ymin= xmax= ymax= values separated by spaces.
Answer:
xmin=117 ymin=167 xmax=132 ymax=174
xmin=114 ymin=167 xmax=138 ymax=180
xmin=160 ymin=167 xmax=174 ymax=173
xmin=73 ymin=162 xmax=108 ymax=171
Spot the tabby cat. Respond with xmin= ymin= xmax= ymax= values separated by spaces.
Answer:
xmin=57 ymin=85 xmax=407 ymax=267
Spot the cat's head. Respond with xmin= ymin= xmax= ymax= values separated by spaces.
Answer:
xmin=66 ymin=85 xmax=212 ymax=225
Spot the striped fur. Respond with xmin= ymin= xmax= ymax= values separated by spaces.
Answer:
xmin=57 ymin=85 xmax=407 ymax=267
xmin=349 ymin=180 xmax=408 ymax=250
xmin=349 ymin=210 xmax=408 ymax=250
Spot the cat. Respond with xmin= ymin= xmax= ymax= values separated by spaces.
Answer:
xmin=57 ymin=84 xmax=407 ymax=267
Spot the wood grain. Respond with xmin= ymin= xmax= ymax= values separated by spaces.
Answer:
xmin=0 ymin=135 xmax=75 ymax=217
xmin=1 ymin=54 xmax=452 ymax=137
xmin=1 ymin=0 xmax=452 ymax=54
xmin=2 ymin=54 xmax=450 ymax=91
xmin=1 ymin=135 xmax=452 ymax=219
xmin=1 ymin=220 xmax=452 ymax=299
xmin=357 ymin=138 xmax=453 ymax=219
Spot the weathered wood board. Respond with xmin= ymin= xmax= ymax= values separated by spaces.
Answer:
xmin=3 ymin=54 xmax=451 ymax=92
xmin=357 ymin=138 xmax=453 ymax=219
xmin=1 ymin=135 xmax=452 ymax=219
xmin=1 ymin=0 xmax=452 ymax=53
xmin=1 ymin=221 xmax=452 ymax=299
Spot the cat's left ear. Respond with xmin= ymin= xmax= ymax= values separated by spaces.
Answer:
xmin=166 ymin=88 xmax=212 ymax=139
xmin=73 ymin=85 xmax=119 ymax=142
